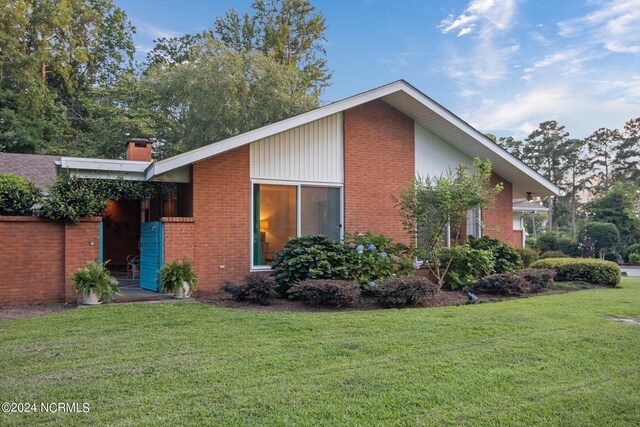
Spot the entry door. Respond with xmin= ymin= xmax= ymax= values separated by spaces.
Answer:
xmin=140 ymin=221 xmax=163 ymax=292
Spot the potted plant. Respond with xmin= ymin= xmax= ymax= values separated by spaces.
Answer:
xmin=72 ymin=260 xmax=122 ymax=305
xmin=159 ymin=258 xmax=199 ymax=299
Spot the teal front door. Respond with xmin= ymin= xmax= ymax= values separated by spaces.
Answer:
xmin=140 ymin=221 xmax=163 ymax=292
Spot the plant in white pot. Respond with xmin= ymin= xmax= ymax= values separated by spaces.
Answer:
xmin=72 ymin=260 xmax=122 ymax=305
xmin=159 ymin=258 xmax=199 ymax=299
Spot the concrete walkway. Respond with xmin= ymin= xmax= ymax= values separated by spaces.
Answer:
xmin=621 ymin=266 xmax=640 ymax=277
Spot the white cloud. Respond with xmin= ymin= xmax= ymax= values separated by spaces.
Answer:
xmin=134 ymin=19 xmax=181 ymax=40
xmin=557 ymin=0 xmax=640 ymax=53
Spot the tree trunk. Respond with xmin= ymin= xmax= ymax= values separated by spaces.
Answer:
xmin=547 ymin=197 xmax=553 ymax=231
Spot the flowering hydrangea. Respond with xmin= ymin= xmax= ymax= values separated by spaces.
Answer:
xmin=367 ymin=244 xmax=376 ymax=251
xmin=369 ymin=281 xmax=376 ymax=288
xmin=380 ymin=251 xmax=388 ymax=258
xmin=356 ymin=244 xmax=365 ymax=253
xmin=412 ymin=262 xmax=421 ymax=270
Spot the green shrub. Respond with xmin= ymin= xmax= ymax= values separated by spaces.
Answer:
xmin=344 ymin=232 xmax=414 ymax=288
xmin=525 ymin=236 xmax=538 ymax=250
xmin=272 ymin=235 xmax=352 ymax=287
xmin=471 ymin=274 xmax=529 ymax=295
xmin=223 ymin=274 xmax=278 ymax=305
xmin=517 ymin=247 xmax=539 ymax=267
xmin=373 ymin=277 xmax=438 ymax=308
xmin=530 ymin=258 xmax=620 ymax=287
xmin=604 ymin=251 xmax=623 ymax=265
xmin=289 ymin=279 xmax=360 ymax=307
xmin=540 ymin=250 xmax=568 ymax=259
xmin=519 ymin=268 xmax=556 ymax=291
xmin=582 ymin=222 xmax=620 ymax=258
xmin=159 ymin=258 xmax=200 ymax=293
xmin=467 ymin=235 xmax=522 ymax=273
xmin=623 ymin=243 xmax=640 ymax=261
xmin=438 ymin=244 xmax=495 ymax=289
xmin=537 ymin=231 xmax=579 ymax=257
xmin=72 ymin=260 xmax=122 ymax=302
xmin=628 ymin=253 xmax=640 ymax=265
xmin=0 ymin=173 xmax=43 ymax=216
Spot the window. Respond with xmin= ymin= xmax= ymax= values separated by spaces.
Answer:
xmin=252 ymin=183 xmax=342 ymax=268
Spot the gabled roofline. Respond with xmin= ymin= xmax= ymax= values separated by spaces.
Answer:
xmin=146 ymin=80 xmax=561 ymax=196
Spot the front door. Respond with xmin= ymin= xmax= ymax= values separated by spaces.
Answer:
xmin=140 ymin=221 xmax=163 ymax=292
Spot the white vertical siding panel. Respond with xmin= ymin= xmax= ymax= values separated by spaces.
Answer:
xmin=250 ymin=113 xmax=343 ymax=184
xmin=414 ymin=122 xmax=471 ymax=178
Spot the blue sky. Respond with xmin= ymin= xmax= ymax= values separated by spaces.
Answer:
xmin=115 ymin=0 xmax=640 ymax=139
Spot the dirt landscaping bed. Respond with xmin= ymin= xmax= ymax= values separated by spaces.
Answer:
xmin=0 ymin=303 xmax=72 ymax=321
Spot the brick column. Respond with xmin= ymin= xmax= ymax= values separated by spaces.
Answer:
xmin=64 ymin=217 xmax=102 ymax=303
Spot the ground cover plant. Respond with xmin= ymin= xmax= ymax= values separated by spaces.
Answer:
xmin=1 ymin=278 xmax=639 ymax=426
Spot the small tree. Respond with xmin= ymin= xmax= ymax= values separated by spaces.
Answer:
xmin=394 ymin=158 xmax=503 ymax=288
xmin=582 ymin=222 xmax=620 ymax=259
xmin=0 ymin=174 xmax=43 ymax=216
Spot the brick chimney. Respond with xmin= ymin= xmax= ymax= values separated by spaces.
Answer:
xmin=125 ymin=139 xmax=153 ymax=161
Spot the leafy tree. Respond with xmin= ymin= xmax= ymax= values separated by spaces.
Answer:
xmin=586 ymin=127 xmax=623 ymax=193
xmin=497 ymin=136 xmax=523 ymax=158
xmin=144 ymin=33 xmax=210 ymax=70
xmin=585 ymin=182 xmax=640 ymax=241
xmin=614 ymin=117 xmax=640 ymax=183
xmin=214 ymin=0 xmax=330 ymax=95
xmin=145 ymin=41 xmax=317 ymax=151
xmin=0 ymin=174 xmax=43 ymax=215
xmin=582 ymin=222 xmax=620 ymax=259
xmin=522 ymin=121 xmax=572 ymax=230
xmin=394 ymin=158 xmax=503 ymax=288
xmin=560 ymin=138 xmax=591 ymax=237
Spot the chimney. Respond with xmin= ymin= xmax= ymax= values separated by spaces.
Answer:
xmin=125 ymin=139 xmax=153 ymax=162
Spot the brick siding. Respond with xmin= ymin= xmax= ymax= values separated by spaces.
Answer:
xmin=482 ymin=173 xmax=522 ymax=248
xmin=0 ymin=216 xmax=101 ymax=305
xmin=162 ymin=217 xmax=195 ymax=264
xmin=343 ymin=99 xmax=415 ymax=245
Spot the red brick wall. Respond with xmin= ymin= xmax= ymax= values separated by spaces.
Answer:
xmin=192 ymin=146 xmax=250 ymax=290
xmin=0 ymin=216 xmax=100 ymax=305
xmin=343 ymin=99 xmax=415 ymax=245
xmin=162 ymin=217 xmax=195 ymax=263
xmin=482 ymin=173 xmax=521 ymax=248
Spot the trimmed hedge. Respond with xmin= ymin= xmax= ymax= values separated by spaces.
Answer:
xmin=289 ymin=280 xmax=361 ymax=307
xmin=223 ymin=274 xmax=278 ymax=305
xmin=519 ymin=268 xmax=556 ymax=292
xmin=530 ymin=258 xmax=620 ymax=287
xmin=0 ymin=173 xmax=42 ymax=216
xmin=373 ymin=277 xmax=438 ymax=308
xmin=472 ymin=274 xmax=529 ymax=295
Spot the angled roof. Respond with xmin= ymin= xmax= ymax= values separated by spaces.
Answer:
xmin=147 ymin=80 xmax=561 ymax=197
xmin=0 ymin=153 xmax=60 ymax=191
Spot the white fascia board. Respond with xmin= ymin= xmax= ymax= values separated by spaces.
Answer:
xmin=59 ymin=157 xmax=150 ymax=181
xmin=513 ymin=206 xmax=549 ymax=212
xmin=146 ymin=81 xmax=407 ymax=180
xmin=396 ymin=83 xmax=562 ymax=196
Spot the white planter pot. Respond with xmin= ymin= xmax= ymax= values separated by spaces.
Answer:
xmin=82 ymin=290 xmax=101 ymax=305
xmin=174 ymin=281 xmax=190 ymax=299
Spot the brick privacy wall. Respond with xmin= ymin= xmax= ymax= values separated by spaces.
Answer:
xmin=482 ymin=173 xmax=522 ymax=248
xmin=162 ymin=217 xmax=195 ymax=263
xmin=343 ymin=99 xmax=414 ymax=245
xmin=192 ymin=146 xmax=250 ymax=290
xmin=0 ymin=216 xmax=100 ymax=305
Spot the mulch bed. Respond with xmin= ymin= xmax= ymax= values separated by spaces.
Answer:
xmin=0 ymin=304 xmax=72 ymax=321
xmin=194 ymin=288 xmax=527 ymax=312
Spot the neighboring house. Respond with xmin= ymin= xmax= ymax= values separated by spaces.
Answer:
xmin=512 ymin=198 xmax=550 ymax=247
xmin=0 ymin=80 xmax=560 ymax=299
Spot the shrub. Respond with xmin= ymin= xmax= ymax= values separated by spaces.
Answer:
xmin=467 ymin=235 xmax=522 ymax=273
xmin=438 ymin=244 xmax=495 ymax=289
xmin=582 ymin=222 xmax=620 ymax=258
xmin=540 ymin=250 xmax=568 ymax=259
xmin=373 ymin=277 xmax=438 ymax=308
xmin=223 ymin=274 xmax=278 ymax=305
xmin=272 ymin=235 xmax=352 ymax=287
xmin=623 ymin=243 xmax=640 ymax=262
xmin=472 ymin=274 xmax=529 ymax=295
xmin=517 ymin=248 xmax=539 ymax=267
xmin=0 ymin=173 xmax=43 ymax=216
xmin=537 ymin=231 xmax=579 ymax=257
xmin=525 ymin=236 xmax=538 ymax=250
xmin=628 ymin=253 xmax=640 ymax=265
xmin=344 ymin=232 xmax=414 ymax=288
xmin=72 ymin=260 xmax=122 ymax=302
xmin=530 ymin=258 xmax=620 ymax=287
xmin=519 ymin=268 xmax=556 ymax=291
xmin=604 ymin=251 xmax=623 ymax=265
xmin=289 ymin=279 xmax=360 ymax=307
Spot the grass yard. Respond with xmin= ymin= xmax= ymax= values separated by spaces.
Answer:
xmin=1 ymin=279 xmax=639 ymax=426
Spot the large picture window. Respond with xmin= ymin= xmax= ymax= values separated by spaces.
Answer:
xmin=252 ymin=183 xmax=342 ymax=268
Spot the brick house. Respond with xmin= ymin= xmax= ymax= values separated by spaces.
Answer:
xmin=0 ymin=80 xmax=559 ymax=301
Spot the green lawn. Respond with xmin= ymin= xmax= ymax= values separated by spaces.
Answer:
xmin=1 ymin=279 xmax=639 ymax=426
